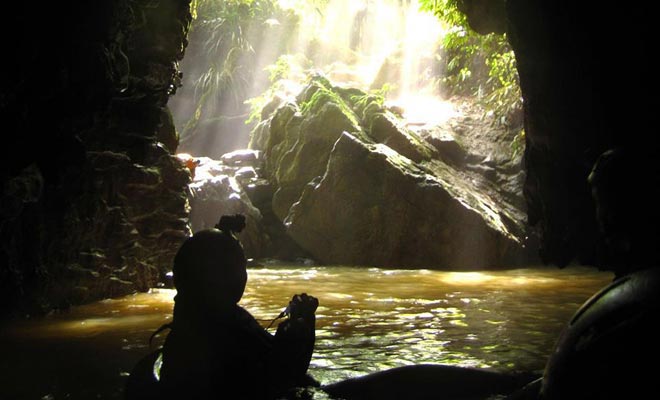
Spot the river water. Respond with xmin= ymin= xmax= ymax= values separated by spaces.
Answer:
xmin=0 ymin=265 xmax=612 ymax=399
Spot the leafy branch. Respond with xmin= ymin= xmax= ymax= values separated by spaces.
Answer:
xmin=419 ymin=0 xmax=522 ymax=128
xmin=179 ymin=0 xmax=298 ymax=146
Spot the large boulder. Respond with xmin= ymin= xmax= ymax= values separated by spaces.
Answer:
xmin=285 ymin=132 xmax=520 ymax=268
xmin=261 ymin=78 xmax=365 ymax=220
xmin=369 ymin=112 xmax=437 ymax=163
xmin=250 ymin=76 xmax=529 ymax=269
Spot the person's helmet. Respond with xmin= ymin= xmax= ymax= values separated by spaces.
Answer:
xmin=540 ymin=267 xmax=660 ymax=399
xmin=172 ymin=216 xmax=247 ymax=305
xmin=588 ymin=149 xmax=660 ymax=276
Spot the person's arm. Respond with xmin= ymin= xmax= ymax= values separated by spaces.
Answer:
xmin=267 ymin=293 xmax=318 ymax=395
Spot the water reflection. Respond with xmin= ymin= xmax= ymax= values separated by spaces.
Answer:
xmin=0 ymin=266 xmax=612 ymax=399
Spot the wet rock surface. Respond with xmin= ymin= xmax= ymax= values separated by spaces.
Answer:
xmin=245 ymin=76 xmax=533 ymax=269
xmin=182 ymin=151 xmax=312 ymax=262
xmin=286 ymin=132 xmax=521 ymax=268
xmin=0 ymin=0 xmax=193 ymax=316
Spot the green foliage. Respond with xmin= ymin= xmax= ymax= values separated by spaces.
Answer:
xmin=371 ymin=83 xmax=394 ymax=99
xmin=194 ymin=0 xmax=279 ymax=21
xmin=244 ymin=54 xmax=314 ymax=125
xmin=276 ymin=0 xmax=330 ymax=15
xmin=244 ymin=95 xmax=269 ymax=125
xmin=350 ymin=93 xmax=384 ymax=111
xmin=246 ymin=54 xmax=394 ymax=128
xmin=180 ymin=0 xmax=299 ymax=142
xmin=419 ymin=0 xmax=522 ymax=128
xmin=264 ymin=53 xmax=314 ymax=84
xmin=418 ymin=0 xmax=467 ymax=26
xmin=299 ymin=78 xmax=360 ymax=128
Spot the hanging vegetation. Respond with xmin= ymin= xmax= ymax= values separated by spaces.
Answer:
xmin=419 ymin=0 xmax=522 ymax=130
xmin=176 ymin=0 xmax=524 ymax=158
xmin=176 ymin=0 xmax=300 ymax=153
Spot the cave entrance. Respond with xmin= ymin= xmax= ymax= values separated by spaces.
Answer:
xmin=168 ymin=0 xmax=522 ymax=159
xmin=167 ymin=0 xmax=529 ymax=268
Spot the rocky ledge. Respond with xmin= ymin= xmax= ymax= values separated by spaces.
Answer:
xmin=192 ymin=75 xmax=535 ymax=269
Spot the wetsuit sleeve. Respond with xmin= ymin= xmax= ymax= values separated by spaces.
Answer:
xmin=267 ymin=313 xmax=316 ymax=395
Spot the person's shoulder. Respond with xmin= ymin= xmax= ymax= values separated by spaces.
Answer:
xmin=234 ymin=305 xmax=260 ymax=327
xmin=233 ymin=305 xmax=274 ymax=343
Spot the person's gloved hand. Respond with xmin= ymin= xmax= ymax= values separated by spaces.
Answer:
xmin=287 ymin=293 xmax=318 ymax=319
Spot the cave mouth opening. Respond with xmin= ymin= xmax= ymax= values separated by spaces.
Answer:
xmin=6 ymin=3 xmax=649 ymax=399
xmin=167 ymin=0 xmax=530 ymax=269
xmin=168 ymin=0 xmax=522 ymax=159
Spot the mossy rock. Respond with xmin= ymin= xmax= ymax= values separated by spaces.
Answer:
xmin=369 ymin=112 xmax=437 ymax=163
xmin=271 ymin=100 xmax=363 ymax=217
xmin=285 ymin=132 xmax=522 ymax=269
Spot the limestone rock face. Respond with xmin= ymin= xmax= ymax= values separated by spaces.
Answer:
xmin=250 ymin=76 xmax=529 ymax=269
xmin=286 ymin=132 xmax=520 ymax=268
xmin=1 ymin=146 xmax=192 ymax=314
xmin=60 ymin=148 xmax=191 ymax=301
xmin=0 ymin=0 xmax=194 ymax=316
xmin=180 ymin=151 xmax=311 ymax=262
xmin=184 ymin=152 xmax=267 ymax=259
xmin=502 ymin=1 xmax=659 ymax=268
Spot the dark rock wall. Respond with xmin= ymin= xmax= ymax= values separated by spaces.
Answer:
xmin=1 ymin=1 xmax=193 ymax=317
xmin=507 ymin=1 xmax=659 ymax=268
xmin=506 ymin=1 xmax=605 ymax=266
xmin=462 ymin=0 xmax=660 ymax=269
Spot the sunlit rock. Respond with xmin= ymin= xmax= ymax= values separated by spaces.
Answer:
xmin=186 ymin=156 xmax=267 ymax=259
xmin=249 ymin=76 xmax=529 ymax=268
xmin=285 ymin=132 xmax=522 ymax=269
xmin=181 ymin=152 xmax=313 ymax=262
xmin=368 ymin=112 xmax=436 ymax=163
xmin=235 ymin=166 xmax=258 ymax=183
xmin=419 ymin=128 xmax=467 ymax=166
xmin=220 ymin=149 xmax=261 ymax=167
xmin=266 ymin=78 xmax=365 ymax=220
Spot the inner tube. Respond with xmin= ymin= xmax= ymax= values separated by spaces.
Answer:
xmin=540 ymin=267 xmax=660 ymax=399
xmin=322 ymin=364 xmax=536 ymax=400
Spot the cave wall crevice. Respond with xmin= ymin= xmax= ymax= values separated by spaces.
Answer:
xmin=456 ymin=0 xmax=660 ymax=270
xmin=1 ymin=0 xmax=193 ymax=317
xmin=503 ymin=0 xmax=659 ymax=268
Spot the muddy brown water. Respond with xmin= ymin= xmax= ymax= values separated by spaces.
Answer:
xmin=0 ymin=265 xmax=612 ymax=399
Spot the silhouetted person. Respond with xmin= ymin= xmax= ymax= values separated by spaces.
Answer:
xmin=506 ymin=148 xmax=660 ymax=400
xmin=126 ymin=214 xmax=318 ymax=400
xmin=588 ymin=148 xmax=660 ymax=279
